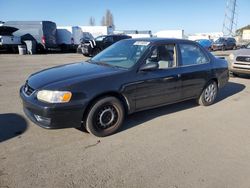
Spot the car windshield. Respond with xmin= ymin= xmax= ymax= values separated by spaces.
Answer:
xmin=215 ymin=38 xmax=225 ymax=43
xmin=90 ymin=40 xmax=150 ymax=69
xmin=95 ymin=36 xmax=105 ymax=41
xmin=247 ymin=44 xmax=250 ymax=49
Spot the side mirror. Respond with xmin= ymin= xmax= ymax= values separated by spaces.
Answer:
xmin=139 ymin=62 xmax=159 ymax=71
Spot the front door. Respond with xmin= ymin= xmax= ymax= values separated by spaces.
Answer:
xmin=134 ymin=44 xmax=182 ymax=111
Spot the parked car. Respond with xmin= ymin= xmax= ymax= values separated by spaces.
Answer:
xmin=228 ymin=43 xmax=250 ymax=76
xmin=195 ymin=39 xmax=213 ymax=51
xmin=0 ymin=26 xmax=21 ymax=52
xmin=76 ymin=32 xmax=94 ymax=53
xmin=81 ymin=34 xmax=131 ymax=56
xmin=20 ymin=38 xmax=229 ymax=137
xmin=3 ymin=21 xmax=58 ymax=52
xmin=211 ymin=37 xmax=236 ymax=51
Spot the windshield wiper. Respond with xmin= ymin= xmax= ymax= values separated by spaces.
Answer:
xmin=91 ymin=61 xmax=113 ymax=67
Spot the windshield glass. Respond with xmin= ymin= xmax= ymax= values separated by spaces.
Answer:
xmin=215 ymin=38 xmax=225 ymax=43
xmin=95 ymin=36 xmax=105 ymax=41
xmin=247 ymin=44 xmax=250 ymax=49
xmin=90 ymin=40 xmax=150 ymax=69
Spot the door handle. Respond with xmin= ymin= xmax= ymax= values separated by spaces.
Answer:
xmin=163 ymin=74 xmax=181 ymax=81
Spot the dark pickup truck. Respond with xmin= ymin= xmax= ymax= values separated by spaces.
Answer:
xmin=80 ymin=34 xmax=131 ymax=56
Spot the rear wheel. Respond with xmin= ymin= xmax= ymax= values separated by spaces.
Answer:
xmin=198 ymin=81 xmax=218 ymax=106
xmin=85 ymin=97 xmax=125 ymax=137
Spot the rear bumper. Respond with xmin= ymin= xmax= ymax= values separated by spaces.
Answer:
xmin=20 ymin=87 xmax=86 ymax=129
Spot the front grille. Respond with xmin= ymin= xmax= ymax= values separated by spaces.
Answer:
xmin=236 ymin=56 xmax=250 ymax=63
xmin=23 ymin=83 xmax=35 ymax=96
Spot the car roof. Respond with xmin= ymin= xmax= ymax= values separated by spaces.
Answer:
xmin=124 ymin=37 xmax=194 ymax=44
xmin=97 ymin=34 xmax=130 ymax=37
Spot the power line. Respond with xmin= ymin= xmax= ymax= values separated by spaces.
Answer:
xmin=222 ymin=0 xmax=238 ymax=36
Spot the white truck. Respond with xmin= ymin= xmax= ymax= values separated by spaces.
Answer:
xmin=57 ymin=26 xmax=83 ymax=51
xmin=154 ymin=30 xmax=185 ymax=39
xmin=0 ymin=26 xmax=21 ymax=52
xmin=79 ymin=26 xmax=113 ymax=38
xmin=114 ymin=30 xmax=152 ymax=38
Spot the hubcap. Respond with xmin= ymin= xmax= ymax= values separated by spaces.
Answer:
xmin=95 ymin=105 xmax=118 ymax=129
xmin=204 ymin=83 xmax=217 ymax=103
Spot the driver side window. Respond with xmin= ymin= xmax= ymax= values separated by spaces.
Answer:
xmin=146 ymin=44 xmax=176 ymax=69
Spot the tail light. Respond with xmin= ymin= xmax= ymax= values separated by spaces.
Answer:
xmin=42 ymin=36 xmax=46 ymax=44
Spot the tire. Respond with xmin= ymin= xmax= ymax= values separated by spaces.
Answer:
xmin=222 ymin=46 xmax=226 ymax=51
xmin=85 ymin=97 xmax=125 ymax=137
xmin=229 ymin=71 xmax=238 ymax=77
xmin=198 ymin=81 xmax=218 ymax=106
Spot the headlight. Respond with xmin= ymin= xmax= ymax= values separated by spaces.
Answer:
xmin=229 ymin=53 xmax=235 ymax=60
xmin=37 ymin=90 xmax=72 ymax=103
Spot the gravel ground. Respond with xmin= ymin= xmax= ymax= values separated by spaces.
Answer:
xmin=0 ymin=53 xmax=250 ymax=188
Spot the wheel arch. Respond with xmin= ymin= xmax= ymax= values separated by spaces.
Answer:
xmin=82 ymin=91 xmax=130 ymax=123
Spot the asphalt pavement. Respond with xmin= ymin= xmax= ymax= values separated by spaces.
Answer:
xmin=1 ymin=53 xmax=250 ymax=188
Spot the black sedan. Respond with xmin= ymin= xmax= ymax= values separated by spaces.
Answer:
xmin=20 ymin=38 xmax=229 ymax=137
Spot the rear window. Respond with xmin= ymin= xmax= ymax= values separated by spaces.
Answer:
xmin=179 ymin=43 xmax=209 ymax=66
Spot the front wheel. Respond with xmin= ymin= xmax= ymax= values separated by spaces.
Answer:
xmin=198 ymin=81 xmax=218 ymax=106
xmin=85 ymin=97 xmax=125 ymax=137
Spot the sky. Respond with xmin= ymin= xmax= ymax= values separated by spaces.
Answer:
xmin=0 ymin=0 xmax=250 ymax=35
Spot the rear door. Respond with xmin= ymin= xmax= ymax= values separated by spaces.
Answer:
xmin=178 ymin=42 xmax=211 ymax=100
xmin=135 ymin=43 xmax=182 ymax=110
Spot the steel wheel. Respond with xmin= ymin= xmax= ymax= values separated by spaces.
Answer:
xmin=94 ymin=105 xmax=119 ymax=130
xmin=85 ymin=97 xmax=124 ymax=137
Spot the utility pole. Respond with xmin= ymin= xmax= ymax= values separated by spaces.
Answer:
xmin=222 ymin=0 xmax=238 ymax=36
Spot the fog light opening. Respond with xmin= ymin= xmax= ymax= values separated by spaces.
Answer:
xmin=34 ymin=115 xmax=51 ymax=124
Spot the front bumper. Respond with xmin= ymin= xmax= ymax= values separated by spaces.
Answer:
xmin=229 ymin=60 xmax=250 ymax=75
xmin=212 ymin=45 xmax=223 ymax=51
xmin=20 ymin=86 xmax=86 ymax=129
xmin=81 ymin=44 xmax=93 ymax=56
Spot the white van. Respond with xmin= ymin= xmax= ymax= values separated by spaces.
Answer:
xmin=57 ymin=26 xmax=83 ymax=51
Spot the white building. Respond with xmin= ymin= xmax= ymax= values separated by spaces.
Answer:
xmin=188 ymin=32 xmax=223 ymax=41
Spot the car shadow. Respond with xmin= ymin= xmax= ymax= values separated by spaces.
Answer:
xmin=0 ymin=113 xmax=28 ymax=142
xmin=121 ymin=81 xmax=245 ymax=132
xmin=216 ymin=81 xmax=245 ymax=102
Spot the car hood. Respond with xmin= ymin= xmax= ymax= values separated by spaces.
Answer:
xmin=27 ymin=62 xmax=124 ymax=89
xmin=233 ymin=49 xmax=250 ymax=56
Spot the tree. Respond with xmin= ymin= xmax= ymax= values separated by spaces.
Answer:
xmin=89 ymin=16 xmax=95 ymax=26
xmin=101 ymin=9 xmax=115 ymax=29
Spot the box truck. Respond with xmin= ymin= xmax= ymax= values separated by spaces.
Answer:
xmin=79 ymin=26 xmax=113 ymax=38
xmin=57 ymin=26 xmax=83 ymax=51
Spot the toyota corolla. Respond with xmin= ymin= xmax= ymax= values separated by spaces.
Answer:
xmin=20 ymin=38 xmax=229 ymax=137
